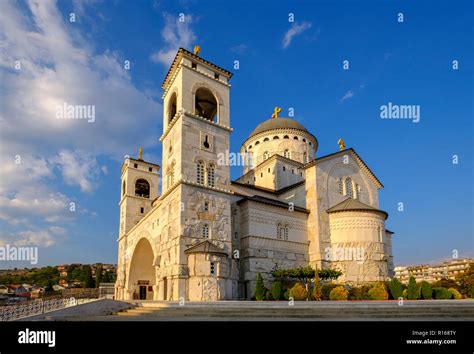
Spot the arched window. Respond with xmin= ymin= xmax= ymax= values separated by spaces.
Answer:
xmin=263 ymin=137 xmax=269 ymax=142
xmin=195 ymin=87 xmax=218 ymax=122
xmin=168 ymin=92 xmax=177 ymax=125
xmin=254 ymin=141 xmax=260 ymax=145
xmin=273 ymin=136 xmax=279 ymax=140
xmin=345 ymin=177 xmax=353 ymax=198
xmin=202 ymin=224 xmax=209 ymax=238
xmin=248 ymin=145 xmax=252 ymax=150
xmin=284 ymin=149 xmax=291 ymax=159
xmin=338 ymin=177 xmax=344 ymax=195
xmin=197 ymin=161 xmax=205 ymax=185
xmin=135 ymin=179 xmax=150 ymax=198
xmin=207 ymin=164 xmax=215 ymax=187
xmin=122 ymin=180 xmax=126 ymax=196
xmin=277 ymin=223 xmax=283 ymax=239
xmin=293 ymin=136 xmax=299 ymax=140
xmin=263 ymin=151 xmax=269 ymax=160
xmin=283 ymin=135 xmax=289 ymax=139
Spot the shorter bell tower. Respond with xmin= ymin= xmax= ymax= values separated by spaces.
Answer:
xmin=119 ymin=148 xmax=160 ymax=236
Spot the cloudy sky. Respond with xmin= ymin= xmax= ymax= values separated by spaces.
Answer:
xmin=0 ymin=0 xmax=472 ymax=267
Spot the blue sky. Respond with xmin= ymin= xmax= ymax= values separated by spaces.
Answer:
xmin=0 ymin=0 xmax=472 ymax=268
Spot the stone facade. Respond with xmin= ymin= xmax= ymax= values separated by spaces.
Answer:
xmin=115 ymin=48 xmax=395 ymax=301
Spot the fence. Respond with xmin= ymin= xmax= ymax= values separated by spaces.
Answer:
xmin=0 ymin=288 xmax=100 ymax=321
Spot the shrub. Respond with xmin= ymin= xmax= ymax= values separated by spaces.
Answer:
xmin=312 ymin=276 xmax=322 ymax=301
xmin=271 ymin=282 xmax=282 ymax=301
xmin=254 ymin=273 xmax=266 ymax=301
xmin=431 ymin=278 xmax=458 ymax=290
xmin=455 ymin=264 xmax=474 ymax=296
xmin=402 ymin=289 xmax=408 ymax=299
xmin=329 ymin=286 xmax=348 ymax=301
xmin=434 ymin=287 xmax=452 ymax=299
xmin=420 ymin=281 xmax=432 ymax=299
xmin=448 ymin=288 xmax=462 ymax=300
xmin=388 ymin=278 xmax=403 ymax=300
xmin=368 ymin=282 xmax=389 ymax=300
xmin=348 ymin=285 xmax=371 ymax=300
xmin=407 ymin=276 xmax=419 ymax=300
xmin=471 ymin=286 xmax=474 ymax=299
xmin=265 ymin=289 xmax=274 ymax=300
xmin=289 ymin=283 xmax=308 ymax=301
xmin=321 ymin=284 xmax=338 ymax=300
xmin=283 ymin=289 xmax=290 ymax=300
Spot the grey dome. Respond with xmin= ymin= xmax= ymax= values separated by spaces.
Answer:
xmin=249 ymin=118 xmax=308 ymax=137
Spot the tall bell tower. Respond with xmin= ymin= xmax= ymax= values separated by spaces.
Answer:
xmin=159 ymin=47 xmax=238 ymax=300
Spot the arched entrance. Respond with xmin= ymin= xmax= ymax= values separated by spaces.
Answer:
xmin=128 ymin=238 xmax=156 ymax=300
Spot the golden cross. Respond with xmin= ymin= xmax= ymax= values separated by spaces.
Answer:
xmin=337 ymin=138 xmax=345 ymax=151
xmin=138 ymin=146 xmax=143 ymax=160
xmin=271 ymin=107 xmax=282 ymax=119
xmin=193 ymin=45 xmax=201 ymax=56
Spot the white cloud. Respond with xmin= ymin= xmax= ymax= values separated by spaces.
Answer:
xmin=150 ymin=13 xmax=196 ymax=66
xmin=340 ymin=90 xmax=355 ymax=102
xmin=49 ymin=150 xmax=100 ymax=193
xmin=0 ymin=230 xmax=56 ymax=248
xmin=0 ymin=1 xmax=162 ymax=245
xmin=0 ymin=0 xmax=162 ymax=159
xmin=282 ymin=22 xmax=312 ymax=49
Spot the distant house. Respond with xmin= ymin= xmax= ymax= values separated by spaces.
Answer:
xmin=52 ymin=284 xmax=65 ymax=291
xmin=8 ymin=284 xmax=29 ymax=297
xmin=0 ymin=284 xmax=12 ymax=295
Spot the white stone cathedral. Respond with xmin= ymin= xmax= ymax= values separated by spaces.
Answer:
xmin=115 ymin=47 xmax=395 ymax=301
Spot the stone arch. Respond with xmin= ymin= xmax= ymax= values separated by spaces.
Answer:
xmin=191 ymin=82 xmax=222 ymax=123
xmin=127 ymin=237 xmax=156 ymax=300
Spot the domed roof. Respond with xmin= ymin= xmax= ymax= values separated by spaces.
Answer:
xmin=249 ymin=118 xmax=308 ymax=137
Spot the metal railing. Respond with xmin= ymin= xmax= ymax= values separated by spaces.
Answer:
xmin=0 ymin=288 xmax=100 ymax=321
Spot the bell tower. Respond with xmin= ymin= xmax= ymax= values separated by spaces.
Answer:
xmin=119 ymin=148 xmax=160 ymax=236
xmin=159 ymin=47 xmax=238 ymax=300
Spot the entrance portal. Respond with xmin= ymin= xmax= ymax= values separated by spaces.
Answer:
xmin=128 ymin=238 xmax=156 ymax=300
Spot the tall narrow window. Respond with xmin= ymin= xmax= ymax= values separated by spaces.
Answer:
xmin=303 ymin=152 xmax=307 ymax=163
xmin=355 ymin=184 xmax=361 ymax=199
xmin=207 ymin=164 xmax=215 ymax=187
xmin=202 ymin=224 xmax=209 ymax=238
xmin=210 ymin=262 xmax=216 ymax=275
xmin=284 ymin=149 xmax=291 ymax=159
xmin=338 ymin=177 xmax=344 ymax=195
xmin=283 ymin=225 xmax=289 ymax=241
xmin=197 ymin=161 xmax=205 ymax=185
xmin=277 ymin=224 xmax=283 ymax=239
xmin=122 ymin=180 xmax=126 ymax=196
xmin=345 ymin=177 xmax=353 ymax=198
xmin=263 ymin=151 xmax=269 ymax=160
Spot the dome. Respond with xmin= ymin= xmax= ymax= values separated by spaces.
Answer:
xmin=249 ymin=118 xmax=308 ymax=137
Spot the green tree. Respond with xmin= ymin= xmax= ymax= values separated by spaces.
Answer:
xmin=95 ymin=266 xmax=103 ymax=288
xmin=271 ymin=282 xmax=282 ymax=300
xmin=253 ymin=273 xmax=266 ymax=301
xmin=389 ymin=278 xmax=403 ymax=299
xmin=82 ymin=265 xmax=95 ymax=288
xmin=420 ymin=281 xmax=432 ymax=299
xmin=455 ymin=264 xmax=474 ymax=296
xmin=407 ymin=276 xmax=419 ymax=300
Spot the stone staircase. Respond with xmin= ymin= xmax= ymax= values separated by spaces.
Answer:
xmin=82 ymin=300 xmax=474 ymax=321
